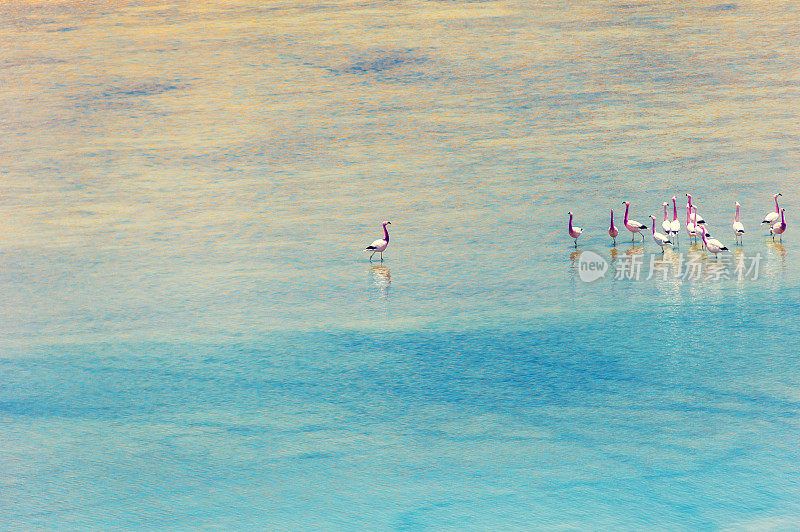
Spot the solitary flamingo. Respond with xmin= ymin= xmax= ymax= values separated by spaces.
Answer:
xmin=568 ymin=212 xmax=583 ymax=247
xmin=770 ymin=209 xmax=787 ymax=241
xmin=670 ymin=197 xmax=681 ymax=243
xmin=732 ymin=202 xmax=745 ymax=245
xmin=609 ymin=210 xmax=619 ymax=245
xmin=700 ymin=226 xmax=729 ymax=258
xmin=661 ymin=203 xmax=672 ymax=236
xmin=762 ymin=193 xmax=782 ymax=226
xmin=649 ymin=215 xmax=673 ymax=252
xmin=686 ymin=193 xmax=706 ymax=224
xmin=622 ymin=201 xmax=648 ymax=241
xmin=365 ymin=221 xmax=391 ymax=261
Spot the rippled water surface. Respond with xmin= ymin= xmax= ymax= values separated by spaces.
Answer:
xmin=3 ymin=0 xmax=800 ymax=528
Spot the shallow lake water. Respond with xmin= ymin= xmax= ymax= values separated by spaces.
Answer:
xmin=2 ymin=0 xmax=800 ymax=528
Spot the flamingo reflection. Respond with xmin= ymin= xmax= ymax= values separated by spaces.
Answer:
xmin=370 ymin=264 xmax=391 ymax=297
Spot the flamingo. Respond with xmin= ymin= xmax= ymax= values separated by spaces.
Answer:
xmin=770 ymin=209 xmax=787 ymax=241
xmin=649 ymin=215 xmax=673 ymax=252
xmin=732 ymin=202 xmax=745 ymax=245
xmin=686 ymin=203 xmax=699 ymax=243
xmin=609 ymin=210 xmax=619 ymax=245
xmin=762 ymin=193 xmax=782 ymax=226
xmin=670 ymin=197 xmax=681 ymax=244
xmin=700 ymin=226 xmax=729 ymax=258
xmin=622 ymin=201 xmax=648 ymax=241
xmin=694 ymin=205 xmax=711 ymax=247
xmin=568 ymin=212 xmax=583 ymax=247
xmin=661 ymin=203 xmax=672 ymax=235
xmin=569 ymin=212 xmax=583 ymax=247
xmin=686 ymin=193 xmax=706 ymax=224
xmin=365 ymin=221 xmax=391 ymax=261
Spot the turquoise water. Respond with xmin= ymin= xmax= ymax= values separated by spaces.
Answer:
xmin=3 ymin=0 xmax=800 ymax=529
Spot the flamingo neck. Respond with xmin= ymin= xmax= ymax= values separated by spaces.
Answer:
xmin=383 ymin=224 xmax=390 ymax=242
xmin=569 ymin=214 xmax=573 ymax=231
xmin=672 ymin=200 xmax=678 ymax=220
xmin=623 ymin=204 xmax=629 ymax=224
xmin=775 ymin=196 xmax=780 ymax=213
xmin=687 ymin=194 xmax=693 ymax=208
xmin=651 ymin=219 xmax=656 ymax=234
xmin=610 ymin=211 xmax=614 ymax=227
xmin=663 ymin=205 xmax=668 ymax=220
xmin=735 ymin=205 xmax=740 ymax=222
xmin=686 ymin=205 xmax=691 ymax=224
xmin=781 ymin=210 xmax=785 ymax=224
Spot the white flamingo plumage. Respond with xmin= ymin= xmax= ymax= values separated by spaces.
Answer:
xmin=649 ymin=215 xmax=673 ymax=252
xmin=365 ymin=221 xmax=391 ymax=261
xmin=661 ymin=203 xmax=672 ymax=235
xmin=700 ymin=226 xmax=729 ymax=257
xmin=686 ymin=193 xmax=706 ymax=224
xmin=670 ymin=197 xmax=681 ymax=243
xmin=686 ymin=203 xmax=699 ymax=243
xmin=622 ymin=201 xmax=648 ymax=241
xmin=732 ymin=202 xmax=745 ymax=245
xmin=762 ymin=193 xmax=782 ymax=226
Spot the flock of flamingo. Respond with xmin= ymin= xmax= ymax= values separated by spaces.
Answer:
xmin=567 ymin=193 xmax=788 ymax=255
xmin=361 ymin=194 xmax=788 ymax=262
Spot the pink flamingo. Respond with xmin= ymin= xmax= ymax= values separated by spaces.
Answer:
xmin=770 ymin=209 xmax=787 ymax=241
xmin=700 ymin=226 xmax=729 ymax=258
xmin=568 ymin=212 xmax=583 ymax=247
xmin=622 ymin=201 xmax=647 ymax=241
xmin=685 ymin=193 xmax=706 ymax=224
xmin=762 ymin=193 xmax=782 ymax=226
xmin=609 ymin=210 xmax=619 ymax=245
xmin=686 ymin=203 xmax=698 ymax=243
xmin=649 ymin=215 xmax=673 ymax=252
xmin=694 ymin=205 xmax=711 ymax=247
xmin=732 ymin=202 xmax=745 ymax=245
xmin=670 ymin=197 xmax=681 ymax=243
xmin=365 ymin=221 xmax=391 ymax=261
xmin=687 ymin=205 xmax=710 ymax=245
xmin=661 ymin=203 xmax=672 ymax=236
